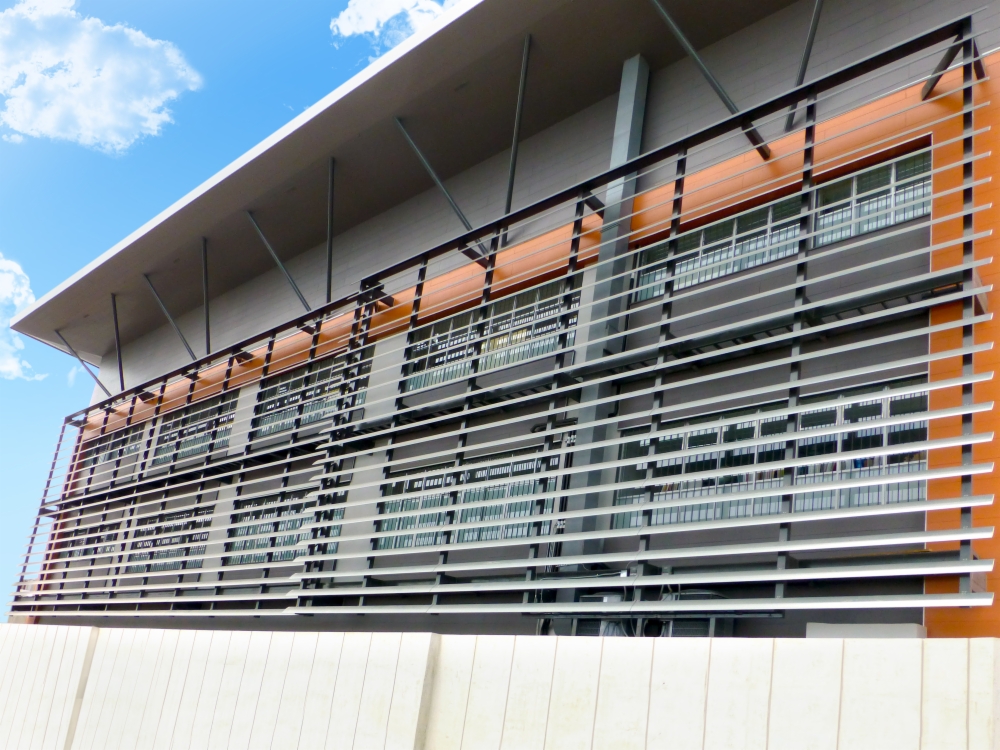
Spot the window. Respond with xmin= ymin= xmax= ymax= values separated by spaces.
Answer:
xmin=633 ymin=150 xmax=933 ymax=300
xmin=124 ymin=506 xmax=214 ymax=573
xmin=251 ymin=350 xmax=371 ymax=441
xmin=57 ymin=524 xmax=120 ymax=560
xmin=222 ymin=491 xmax=315 ymax=566
xmin=373 ymin=450 xmax=559 ymax=549
xmin=634 ymin=196 xmax=800 ymax=300
xmin=79 ymin=423 xmax=145 ymax=469
xmin=455 ymin=453 xmax=555 ymax=543
xmin=612 ymin=377 xmax=930 ymax=527
xmin=125 ymin=545 xmax=206 ymax=574
xmin=403 ymin=280 xmax=579 ymax=392
xmin=815 ymin=152 xmax=931 ymax=246
xmin=151 ymin=392 xmax=238 ymax=466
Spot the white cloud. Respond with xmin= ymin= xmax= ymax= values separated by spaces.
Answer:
xmin=0 ymin=252 xmax=45 ymax=381
xmin=0 ymin=0 xmax=202 ymax=153
xmin=331 ymin=0 xmax=458 ymax=56
xmin=67 ymin=363 xmax=82 ymax=386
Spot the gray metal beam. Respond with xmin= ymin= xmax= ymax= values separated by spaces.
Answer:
xmin=54 ymin=330 xmax=112 ymax=398
xmin=784 ymin=0 xmax=824 ymax=131
xmin=202 ymin=237 xmax=211 ymax=355
xmin=504 ymin=34 xmax=531 ymax=215
xmin=110 ymin=294 xmax=125 ymax=391
xmin=142 ymin=274 xmax=197 ymax=361
xmin=326 ymin=157 xmax=335 ymax=304
xmin=583 ymin=194 xmax=605 ymax=217
xmin=245 ymin=211 xmax=312 ymax=312
xmin=648 ymin=0 xmax=771 ymax=160
xmin=394 ymin=117 xmax=490 ymax=266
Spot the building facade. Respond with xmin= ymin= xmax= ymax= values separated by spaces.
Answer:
xmin=9 ymin=0 xmax=1000 ymax=640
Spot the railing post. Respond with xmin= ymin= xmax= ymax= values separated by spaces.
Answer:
xmin=959 ymin=17 xmax=976 ymax=593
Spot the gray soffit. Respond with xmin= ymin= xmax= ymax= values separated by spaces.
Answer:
xmin=11 ymin=0 xmax=797 ymax=362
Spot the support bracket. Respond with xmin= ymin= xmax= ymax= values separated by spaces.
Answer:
xmin=784 ymin=0 xmax=824 ymax=131
xmin=922 ymin=34 xmax=986 ymax=100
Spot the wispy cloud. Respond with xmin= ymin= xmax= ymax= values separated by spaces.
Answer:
xmin=331 ymin=0 xmax=458 ymax=57
xmin=67 ymin=363 xmax=83 ymax=387
xmin=0 ymin=252 xmax=45 ymax=381
xmin=0 ymin=0 xmax=202 ymax=153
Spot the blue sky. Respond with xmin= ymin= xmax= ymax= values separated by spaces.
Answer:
xmin=0 ymin=0 xmax=458 ymax=618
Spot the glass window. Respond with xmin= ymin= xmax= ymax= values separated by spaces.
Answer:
xmin=403 ymin=278 xmax=580 ymax=392
xmin=633 ymin=150 xmax=933 ymax=300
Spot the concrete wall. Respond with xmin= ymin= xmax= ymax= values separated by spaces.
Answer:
xmin=1 ymin=622 xmax=999 ymax=749
xmin=99 ymin=0 xmax=1000 ymax=397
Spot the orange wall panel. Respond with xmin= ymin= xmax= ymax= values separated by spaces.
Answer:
xmin=924 ymin=55 xmax=1000 ymax=637
xmin=265 ymin=331 xmax=314 ymax=378
xmin=189 ymin=361 xmax=228 ymax=403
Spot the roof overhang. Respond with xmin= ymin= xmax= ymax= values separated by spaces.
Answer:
xmin=11 ymin=0 xmax=799 ymax=363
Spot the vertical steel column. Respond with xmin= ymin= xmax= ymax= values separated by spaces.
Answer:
xmin=327 ymin=158 xmax=336 ymax=304
xmin=79 ymin=408 xmax=112 ymax=603
xmin=161 ymin=375 xmax=199 ymax=476
xmin=260 ymin=334 xmax=277 ymax=379
xmin=343 ymin=285 xmax=380 ymax=604
xmin=202 ymin=237 xmax=211 ymax=355
xmin=134 ymin=379 xmax=166 ymax=482
xmin=107 ymin=392 xmax=141 ymax=589
xmin=395 ymin=258 xmax=436 ymax=596
xmin=564 ymin=54 xmax=649 ymax=573
xmin=636 ymin=147 xmax=687 ymax=591
xmin=300 ymin=293 xmax=365 ymax=587
xmin=111 ymin=294 xmax=125 ymax=392
xmin=55 ymin=422 xmax=84 ymax=595
xmin=533 ymin=189 xmax=588 ymax=628
xmin=108 ymin=394 xmax=138 ymax=487
xmin=959 ymin=18 xmax=976 ymax=592
xmin=777 ymin=89 xmax=817 ymax=599
xmin=437 ymin=233 xmax=499 ymax=606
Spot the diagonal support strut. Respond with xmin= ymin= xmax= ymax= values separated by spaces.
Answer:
xmin=246 ymin=211 xmax=312 ymax=312
xmin=110 ymin=293 xmax=125 ymax=391
xmin=202 ymin=237 xmax=211 ymax=355
xmin=505 ymin=34 xmax=531 ymax=215
xmin=326 ymin=157 xmax=336 ymax=304
xmin=648 ymin=0 xmax=770 ymax=160
xmin=143 ymin=273 xmax=197 ymax=361
xmin=394 ymin=117 xmax=491 ymax=267
xmin=54 ymin=329 xmax=112 ymax=398
xmin=922 ymin=32 xmax=986 ymax=100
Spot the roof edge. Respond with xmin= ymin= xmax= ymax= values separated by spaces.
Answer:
xmin=11 ymin=0 xmax=486 ymax=332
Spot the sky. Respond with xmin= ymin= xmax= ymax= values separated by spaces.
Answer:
xmin=0 ymin=0 xmax=461 ymax=619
